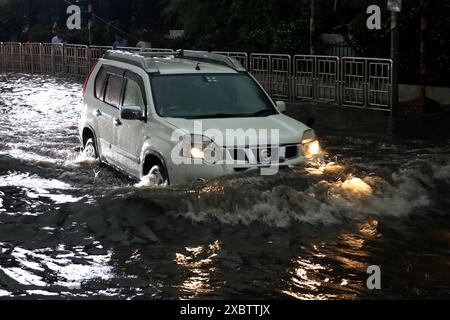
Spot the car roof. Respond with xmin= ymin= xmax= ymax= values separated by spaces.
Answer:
xmin=150 ymin=57 xmax=238 ymax=74
xmin=101 ymin=50 xmax=245 ymax=75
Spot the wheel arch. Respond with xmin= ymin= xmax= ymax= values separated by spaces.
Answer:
xmin=81 ymin=126 xmax=97 ymax=147
xmin=142 ymin=150 xmax=170 ymax=184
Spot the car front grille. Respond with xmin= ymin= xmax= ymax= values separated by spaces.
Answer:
xmin=285 ymin=145 xmax=299 ymax=159
xmin=227 ymin=145 xmax=299 ymax=164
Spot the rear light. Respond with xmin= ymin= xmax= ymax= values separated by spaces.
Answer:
xmin=82 ymin=59 xmax=99 ymax=96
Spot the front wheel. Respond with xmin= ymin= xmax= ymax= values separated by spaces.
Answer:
xmin=142 ymin=164 xmax=168 ymax=186
xmin=84 ymin=138 xmax=98 ymax=159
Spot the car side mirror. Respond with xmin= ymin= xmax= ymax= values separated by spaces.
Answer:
xmin=276 ymin=101 xmax=287 ymax=113
xmin=121 ymin=105 xmax=146 ymax=121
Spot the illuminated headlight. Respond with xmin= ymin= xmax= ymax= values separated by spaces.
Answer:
xmin=182 ymin=135 xmax=222 ymax=164
xmin=190 ymin=147 xmax=205 ymax=160
xmin=301 ymin=129 xmax=321 ymax=158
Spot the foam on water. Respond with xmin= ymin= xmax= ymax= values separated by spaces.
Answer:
xmin=0 ymin=172 xmax=83 ymax=215
xmin=67 ymin=150 xmax=100 ymax=167
xmin=134 ymin=168 xmax=169 ymax=188
xmin=0 ymin=244 xmax=114 ymax=294
xmin=135 ymin=176 xmax=167 ymax=189
xmin=169 ymin=158 xmax=447 ymax=227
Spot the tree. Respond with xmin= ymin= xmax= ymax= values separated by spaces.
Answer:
xmin=348 ymin=0 xmax=450 ymax=87
xmin=161 ymin=0 xmax=320 ymax=54
xmin=0 ymin=0 xmax=23 ymax=41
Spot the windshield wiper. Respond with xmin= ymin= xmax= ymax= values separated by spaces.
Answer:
xmin=173 ymin=109 xmax=276 ymax=119
xmin=181 ymin=113 xmax=241 ymax=119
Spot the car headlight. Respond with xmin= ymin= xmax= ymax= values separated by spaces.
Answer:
xmin=182 ymin=135 xmax=222 ymax=164
xmin=301 ymin=129 xmax=321 ymax=158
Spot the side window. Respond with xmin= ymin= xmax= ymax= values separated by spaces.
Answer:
xmin=104 ymin=74 xmax=124 ymax=107
xmin=123 ymin=78 xmax=145 ymax=110
xmin=94 ymin=67 xmax=107 ymax=100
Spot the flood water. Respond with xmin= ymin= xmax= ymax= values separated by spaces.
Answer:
xmin=0 ymin=73 xmax=450 ymax=299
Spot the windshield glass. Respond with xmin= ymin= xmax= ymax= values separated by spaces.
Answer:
xmin=150 ymin=74 xmax=277 ymax=119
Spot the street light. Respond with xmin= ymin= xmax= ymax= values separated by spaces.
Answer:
xmin=388 ymin=0 xmax=401 ymax=115
xmin=310 ymin=0 xmax=315 ymax=55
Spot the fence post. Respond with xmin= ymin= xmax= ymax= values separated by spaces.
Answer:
xmin=391 ymin=11 xmax=400 ymax=115
xmin=0 ymin=42 xmax=3 ymax=72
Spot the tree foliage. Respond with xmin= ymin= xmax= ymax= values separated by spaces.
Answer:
xmin=161 ymin=0 xmax=320 ymax=54
xmin=0 ymin=0 xmax=448 ymax=86
xmin=0 ymin=0 xmax=22 ymax=41
xmin=348 ymin=0 xmax=450 ymax=86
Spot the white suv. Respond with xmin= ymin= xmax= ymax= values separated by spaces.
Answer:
xmin=79 ymin=50 xmax=320 ymax=186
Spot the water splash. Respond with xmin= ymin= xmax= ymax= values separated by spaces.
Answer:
xmin=167 ymin=157 xmax=444 ymax=227
xmin=0 ymin=244 xmax=114 ymax=294
xmin=135 ymin=167 xmax=169 ymax=188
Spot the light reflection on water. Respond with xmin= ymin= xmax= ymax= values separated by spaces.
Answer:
xmin=280 ymin=220 xmax=380 ymax=300
xmin=0 ymin=172 xmax=82 ymax=216
xmin=282 ymin=258 xmax=332 ymax=300
xmin=0 ymin=242 xmax=114 ymax=296
xmin=174 ymin=241 xmax=222 ymax=299
xmin=0 ymin=73 xmax=449 ymax=299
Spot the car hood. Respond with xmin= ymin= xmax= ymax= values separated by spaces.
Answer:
xmin=164 ymin=114 xmax=310 ymax=147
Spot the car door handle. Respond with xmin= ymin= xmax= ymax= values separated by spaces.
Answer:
xmin=95 ymin=109 xmax=102 ymax=117
xmin=114 ymin=118 xmax=122 ymax=127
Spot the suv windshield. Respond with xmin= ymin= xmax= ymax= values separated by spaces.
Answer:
xmin=151 ymin=74 xmax=277 ymax=119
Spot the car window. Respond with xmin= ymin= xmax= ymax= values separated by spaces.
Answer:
xmin=104 ymin=74 xmax=124 ymax=107
xmin=151 ymin=74 xmax=275 ymax=119
xmin=95 ymin=67 xmax=107 ymax=100
xmin=123 ymin=78 xmax=145 ymax=109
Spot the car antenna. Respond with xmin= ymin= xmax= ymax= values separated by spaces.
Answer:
xmin=195 ymin=63 xmax=201 ymax=71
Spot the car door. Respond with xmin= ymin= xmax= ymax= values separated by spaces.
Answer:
xmin=96 ymin=67 xmax=124 ymax=165
xmin=115 ymin=72 xmax=147 ymax=177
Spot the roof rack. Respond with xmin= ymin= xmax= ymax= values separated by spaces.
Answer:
xmin=103 ymin=50 xmax=173 ymax=73
xmin=103 ymin=49 xmax=246 ymax=73
xmin=176 ymin=50 xmax=246 ymax=72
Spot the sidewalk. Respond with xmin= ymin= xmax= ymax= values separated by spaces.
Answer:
xmin=286 ymin=100 xmax=393 ymax=138
xmin=286 ymin=100 xmax=450 ymax=141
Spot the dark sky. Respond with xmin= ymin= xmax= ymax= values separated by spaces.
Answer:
xmin=28 ymin=0 xmax=132 ymax=24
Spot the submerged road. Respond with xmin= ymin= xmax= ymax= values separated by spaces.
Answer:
xmin=0 ymin=73 xmax=450 ymax=299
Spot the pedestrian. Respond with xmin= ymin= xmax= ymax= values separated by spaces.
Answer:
xmin=51 ymin=32 xmax=64 ymax=45
xmin=112 ymin=34 xmax=129 ymax=49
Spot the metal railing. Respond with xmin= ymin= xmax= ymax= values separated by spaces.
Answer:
xmin=64 ymin=44 xmax=90 ymax=77
xmin=0 ymin=42 xmax=393 ymax=111
xmin=213 ymin=51 xmax=248 ymax=69
xmin=293 ymin=55 xmax=340 ymax=104
xmin=2 ymin=42 xmax=22 ymax=72
xmin=42 ymin=43 xmax=64 ymax=74
xmin=341 ymin=57 xmax=392 ymax=111
xmin=248 ymin=54 xmax=291 ymax=100
xmin=0 ymin=42 xmax=3 ymax=71
xmin=22 ymin=42 xmax=42 ymax=73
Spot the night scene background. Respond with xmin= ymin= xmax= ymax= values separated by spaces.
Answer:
xmin=0 ymin=0 xmax=450 ymax=301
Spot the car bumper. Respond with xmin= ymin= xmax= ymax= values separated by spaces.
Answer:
xmin=166 ymin=157 xmax=306 ymax=185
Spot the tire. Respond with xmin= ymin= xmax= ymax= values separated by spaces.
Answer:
xmin=144 ymin=164 xmax=168 ymax=186
xmin=84 ymin=138 xmax=98 ymax=159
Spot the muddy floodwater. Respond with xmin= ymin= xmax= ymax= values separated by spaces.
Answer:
xmin=0 ymin=73 xmax=450 ymax=299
